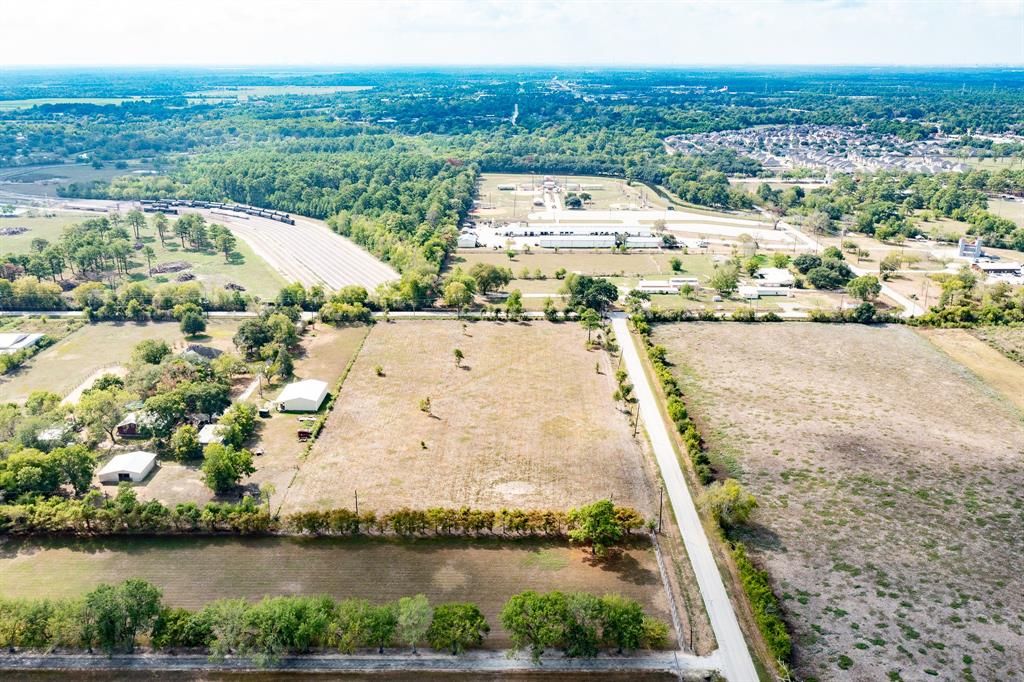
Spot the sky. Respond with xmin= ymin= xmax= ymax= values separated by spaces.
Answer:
xmin=2 ymin=0 xmax=1022 ymax=67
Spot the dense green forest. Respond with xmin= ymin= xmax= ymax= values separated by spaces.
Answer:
xmin=5 ymin=67 xmax=1024 ymax=276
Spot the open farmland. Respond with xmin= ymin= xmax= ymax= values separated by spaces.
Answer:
xmin=0 ymin=535 xmax=672 ymax=649
xmin=284 ymin=320 xmax=656 ymax=514
xmin=652 ymin=322 xmax=1024 ymax=681
xmin=0 ymin=319 xmax=240 ymax=404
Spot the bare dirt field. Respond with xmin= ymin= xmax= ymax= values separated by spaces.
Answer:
xmin=138 ymin=325 xmax=370 ymax=511
xmin=284 ymin=320 xmax=656 ymax=515
xmin=652 ymin=322 xmax=1024 ymax=681
xmin=0 ymin=320 xmax=239 ymax=404
xmin=0 ymin=536 xmax=672 ymax=649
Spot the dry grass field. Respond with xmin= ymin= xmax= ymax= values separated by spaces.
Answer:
xmin=284 ymin=320 xmax=655 ymax=515
xmin=922 ymin=328 xmax=1024 ymax=412
xmin=0 ymin=319 xmax=240 ymax=404
xmin=971 ymin=325 xmax=1024 ymax=364
xmin=0 ymin=536 xmax=673 ymax=649
xmin=652 ymin=322 xmax=1024 ymax=681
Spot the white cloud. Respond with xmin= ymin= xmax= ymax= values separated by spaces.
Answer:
xmin=0 ymin=0 xmax=1021 ymax=66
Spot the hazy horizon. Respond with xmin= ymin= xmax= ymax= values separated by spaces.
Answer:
xmin=2 ymin=0 xmax=1022 ymax=68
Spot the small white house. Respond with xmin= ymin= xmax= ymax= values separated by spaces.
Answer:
xmin=198 ymin=423 xmax=228 ymax=446
xmin=98 ymin=451 xmax=157 ymax=484
xmin=753 ymin=268 xmax=796 ymax=288
xmin=276 ymin=379 xmax=329 ymax=412
xmin=457 ymin=232 xmax=479 ymax=248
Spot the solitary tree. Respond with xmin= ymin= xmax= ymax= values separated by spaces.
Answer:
xmin=847 ymin=274 xmax=882 ymax=301
xmin=215 ymin=231 xmax=237 ymax=262
xmin=180 ymin=311 xmax=206 ymax=337
xmin=170 ymin=424 xmax=202 ymax=461
xmin=82 ymin=579 xmax=163 ymax=653
xmin=426 ymin=603 xmax=490 ymax=655
xmin=75 ymin=388 xmax=127 ymax=445
xmin=396 ymin=594 xmax=433 ymax=654
xmin=698 ymin=478 xmax=757 ymax=529
xmin=152 ymin=212 xmax=168 ymax=244
xmin=201 ymin=444 xmax=256 ymax=494
xmin=567 ymin=499 xmax=624 ymax=557
xmin=580 ymin=308 xmax=601 ymax=343
xmin=143 ymin=246 xmax=155 ymax=277
xmin=708 ymin=264 xmax=740 ymax=298
xmin=453 ymin=348 xmax=464 ymax=367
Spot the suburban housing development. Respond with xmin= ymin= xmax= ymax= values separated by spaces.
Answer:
xmin=0 ymin=4 xmax=1023 ymax=682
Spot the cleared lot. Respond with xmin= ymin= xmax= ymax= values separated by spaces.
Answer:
xmin=193 ymin=209 xmax=398 ymax=291
xmin=0 ymin=536 xmax=672 ymax=649
xmin=652 ymin=322 xmax=1024 ymax=681
xmin=0 ymin=320 xmax=239 ymax=404
xmin=285 ymin=320 xmax=655 ymax=514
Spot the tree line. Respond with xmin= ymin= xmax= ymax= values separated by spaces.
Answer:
xmin=0 ymin=581 xmax=666 ymax=664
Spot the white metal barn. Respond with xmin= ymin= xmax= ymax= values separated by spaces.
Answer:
xmin=97 ymin=451 xmax=157 ymax=484
xmin=276 ymin=379 xmax=329 ymax=412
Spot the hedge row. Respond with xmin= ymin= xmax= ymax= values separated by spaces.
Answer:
xmin=630 ymin=314 xmax=713 ymax=484
xmin=288 ymin=505 xmax=646 ymax=538
xmin=0 ymin=334 xmax=56 ymax=374
xmin=1 ymin=484 xmax=645 ymax=540
xmin=642 ymin=303 xmax=901 ymax=325
xmin=732 ymin=543 xmax=792 ymax=663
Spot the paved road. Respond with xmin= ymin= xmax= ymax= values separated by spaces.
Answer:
xmin=611 ymin=313 xmax=759 ymax=682
xmin=193 ymin=209 xmax=398 ymax=292
xmin=0 ymin=650 xmax=720 ymax=675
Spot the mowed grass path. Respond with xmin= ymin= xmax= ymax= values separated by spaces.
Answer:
xmin=653 ymin=322 xmax=1024 ymax=681
xmin=0 ymin=536 xmax=672 ymax=648
xmin=0 ymin=320 xmax=240 ymax=404
xmin=285 ymin=320 xmax=655 ymax=514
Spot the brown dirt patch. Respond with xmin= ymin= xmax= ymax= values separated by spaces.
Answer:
xmin=652 ymin=322 xmax=1024 ymax=681
xmin=284 ymin=320 xmax=655 ymax=514
xmin=921 ymin=328 xmax=1024 ymax=412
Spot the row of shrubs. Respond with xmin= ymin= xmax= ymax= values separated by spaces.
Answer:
xmin=632 ymin=315 xmax=713 ymax=485
xmin=629 ymin=313 xmax=792 ymax=665
xmin=0 ymin=581 xmax=667 ymax=664
xmin=0 ymin=484 xmax=645 ymax=540
xmin=288 ymin=504 xmax=646 ymax=538
xmin=642 ymin=303 xmax=899 ymax=325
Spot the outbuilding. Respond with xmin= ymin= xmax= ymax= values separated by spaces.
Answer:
xmin=97 ymin=451 xmax=157 ymax=484
xmin=0 ymin=333 xmax=43 ymax=355
xmin=276 ymin=379 xmax=329 ymax=413
xmin=198 ymin=423 xmax=227 ymax=446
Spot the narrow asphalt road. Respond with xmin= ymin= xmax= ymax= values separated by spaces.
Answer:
xmin=0 ymin=649 xmax=720 ymax=675
xmin=611 ymin=313 xmax=759 ymax=682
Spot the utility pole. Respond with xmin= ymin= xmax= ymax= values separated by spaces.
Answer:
xmin=354 ymin=490 xmax=359 ymax=516
xmin=658 ymin=486 xmax=664 ymax=534
xmin=632 ymin=402 xmax=640 ymax=438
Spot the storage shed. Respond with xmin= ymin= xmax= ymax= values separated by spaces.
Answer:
xmin=98 ymin=451 xmax=157 ymax=484
xmin=276 ymin=379 xmax=329 ymax=413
